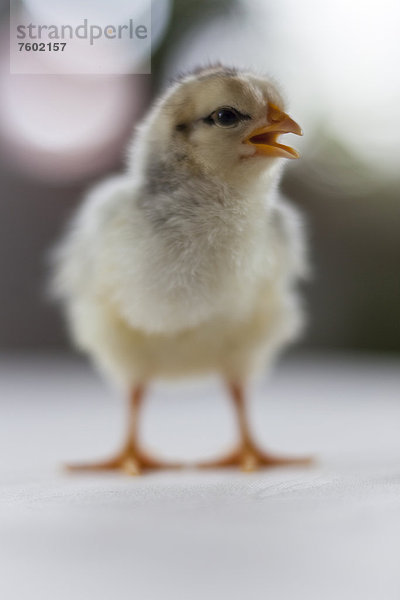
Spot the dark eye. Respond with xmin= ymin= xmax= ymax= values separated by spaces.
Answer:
xmin=211 ymin=107 xmax=241 ymax=128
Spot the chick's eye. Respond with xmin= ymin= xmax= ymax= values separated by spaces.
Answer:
xmin=212 ymin=108 xmax=240 ymax=128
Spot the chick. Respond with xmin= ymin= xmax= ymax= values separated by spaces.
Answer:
xmin=51 ymin=65 xmax=310 ymax=474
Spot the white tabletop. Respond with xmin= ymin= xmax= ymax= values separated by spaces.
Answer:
xmin=1 ymin=353 xmax=400 ymax=600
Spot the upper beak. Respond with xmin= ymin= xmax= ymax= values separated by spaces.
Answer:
xmin=244 ymin=103 xmax=303 ymax=159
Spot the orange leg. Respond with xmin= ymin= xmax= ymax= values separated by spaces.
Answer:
xmin=199 ymin=381 xmax=313 ymax=472
xmin=66 ymin=385 xmax=182 ymax=476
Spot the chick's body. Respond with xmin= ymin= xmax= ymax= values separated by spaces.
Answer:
xmin=52 ymin=66 xmax=309 ymax=473
xmin=56 ymin=174 xmax=305 ymax=384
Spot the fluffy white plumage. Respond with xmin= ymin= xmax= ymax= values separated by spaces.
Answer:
xmin=51 ymin=66 xmax=308 ymax=391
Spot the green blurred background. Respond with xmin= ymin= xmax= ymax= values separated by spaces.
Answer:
xmin=0 ymin=0 xmax=399 ymax=354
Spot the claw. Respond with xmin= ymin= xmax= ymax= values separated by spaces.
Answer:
xmin=65 ymin=446 xmax=184 ymax=475
xmin=197 ymin=444 xmax=313 ymax=471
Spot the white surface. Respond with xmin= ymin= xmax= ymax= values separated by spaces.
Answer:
xmin=1 ymin=354 xmax=400 ymax=599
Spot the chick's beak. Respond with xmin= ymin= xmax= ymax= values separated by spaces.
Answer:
xmin=244 ymin=103 xmax=303 ymax=159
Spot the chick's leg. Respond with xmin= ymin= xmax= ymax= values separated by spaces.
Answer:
xmin=66 ymin=385 xmax=180 ymax=475
xmin=200 ymin=382 xmax=312 ymax=472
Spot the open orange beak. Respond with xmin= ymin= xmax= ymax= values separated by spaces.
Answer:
xmin=244 ymin=103 xmax=303 ymax=159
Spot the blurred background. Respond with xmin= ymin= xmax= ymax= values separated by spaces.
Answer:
xmin=0 ymin=0 xmax=399 ymax=356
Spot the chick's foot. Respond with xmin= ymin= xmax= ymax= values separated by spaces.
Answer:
xmin=198 ymin=443 xmax=312 ymax=472
xmin=65 ymin=444 xmax=182 ymax=476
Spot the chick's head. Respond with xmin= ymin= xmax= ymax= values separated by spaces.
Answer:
xmin=132 ymin=66 xmax=302 ymax=188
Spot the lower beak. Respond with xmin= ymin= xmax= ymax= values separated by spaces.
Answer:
xmin=244 ymin=104 xmax=303 ymax=159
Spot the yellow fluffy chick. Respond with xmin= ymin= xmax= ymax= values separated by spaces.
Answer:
xmin=51 ymin=65 xmax=310 ymax=474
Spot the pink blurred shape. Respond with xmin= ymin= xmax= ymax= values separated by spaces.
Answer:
xmin=0 ymin=32 xmax=148 ymax=182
